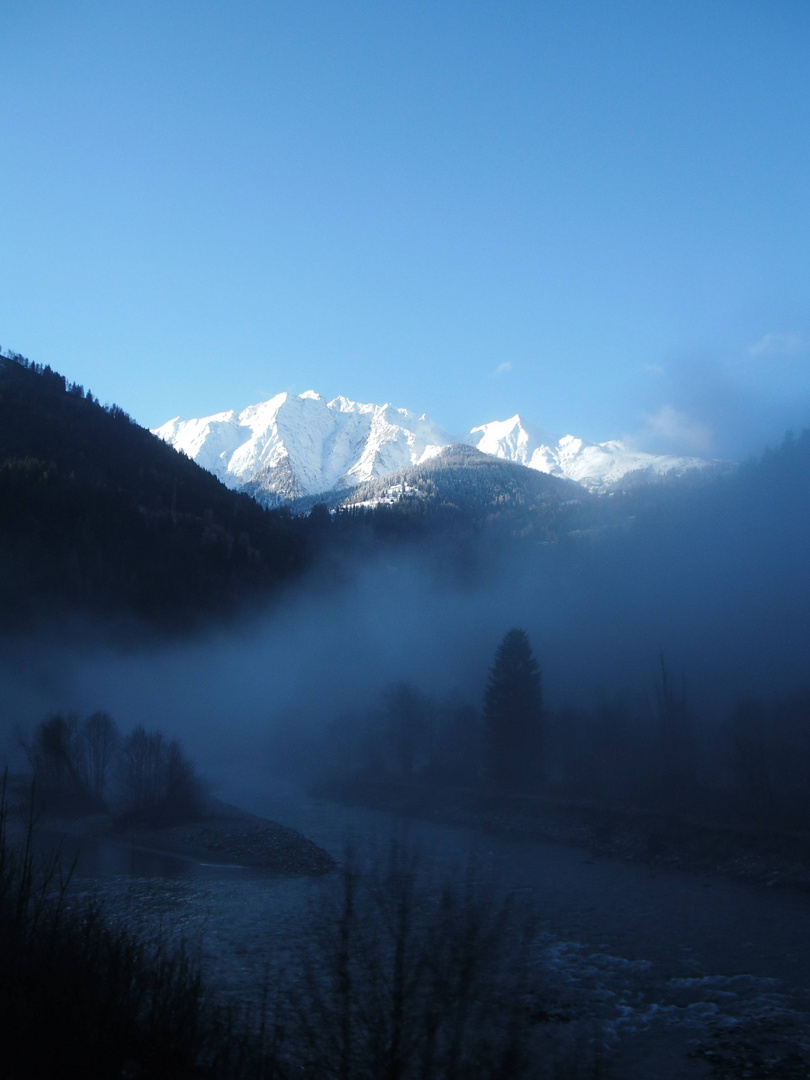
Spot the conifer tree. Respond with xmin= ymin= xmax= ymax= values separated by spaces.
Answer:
xmin=483 ymin=628 xmax=544 ymax=790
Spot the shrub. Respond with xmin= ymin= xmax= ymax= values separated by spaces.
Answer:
xmin=277 ymin=840 xmax=557 ymax=1079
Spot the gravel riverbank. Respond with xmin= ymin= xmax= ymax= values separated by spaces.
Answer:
xmin=30 ymin=797 xmax=337 ymax=876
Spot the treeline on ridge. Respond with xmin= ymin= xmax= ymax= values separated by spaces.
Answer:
xmin=0 ymin=352 xmax=314 ymax=630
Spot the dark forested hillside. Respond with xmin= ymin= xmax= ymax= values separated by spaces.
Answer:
xmin=0 ymin=353 xmax=310 ymax=629
xmin=323 ymin=443 xmax=597 ymax=543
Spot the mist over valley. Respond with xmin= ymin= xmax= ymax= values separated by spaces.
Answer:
xmin=4 ymin=350 xmax=810 ymax=764
xmin=3 ymin=352 xmax=810 ymax=1076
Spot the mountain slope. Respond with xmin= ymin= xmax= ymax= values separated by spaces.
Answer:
xmin=330 ymin=443 xmax=595 ymax=546
xmin=342 ymin=442 xmax=579 ymax=510
xmin=154 ymin=393 xmax=715 ymax=504
xmin=0 ymin=354 xmax=309 ymax=629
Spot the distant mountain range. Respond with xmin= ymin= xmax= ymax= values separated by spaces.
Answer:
xmin=153 ymin=392 xmax=716 ymax=505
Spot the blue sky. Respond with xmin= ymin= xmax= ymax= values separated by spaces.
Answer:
xmin=1 ymin=0 xmax=808 ymax=457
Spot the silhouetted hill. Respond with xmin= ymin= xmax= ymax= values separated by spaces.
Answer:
xmin=0 ymin=353 xmax=309 ymax=630
xmin=292 ymin=443 xmax=596 ymax=543
xmin=345 ymin=443 xmax=582 ymax=511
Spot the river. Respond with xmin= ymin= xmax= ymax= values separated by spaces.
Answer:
xmin=55 ymin=778 xmax=810 ymax=1078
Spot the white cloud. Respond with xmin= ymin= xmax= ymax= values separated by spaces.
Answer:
xmin=748 ymin=331 xmax=808 ymax=360
xmin=637 ymin=405 xmax=713 ymax=454
xmin=491 ymin=361 xmax=512 ymax=376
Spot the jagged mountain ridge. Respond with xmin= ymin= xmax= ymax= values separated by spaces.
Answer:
xmin=471 ymin=414 xmax=711 ymax=492
xmin=153 ymin=392 xmax=450 ymax=503
xmin=153 ymin=391 xmax=713 ymax=504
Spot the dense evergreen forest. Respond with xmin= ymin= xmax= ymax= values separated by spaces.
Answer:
xmin=0 ymin=352 xmax=312 ymax=629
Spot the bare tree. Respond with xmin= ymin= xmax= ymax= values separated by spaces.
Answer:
xmin=120 ymin=726 xmax=166 ymax=818
xmin=82 ymin=712 xmax=119 ymax=801
xmin=22 ymin=713 xmax=92 ymax=810
xmin=280 ymin=841 xmax=552 ymax=1078
xmin=119 ymin=726 xmax=204 ymax=824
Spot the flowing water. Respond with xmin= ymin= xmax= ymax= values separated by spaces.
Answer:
xmin=50 ymin=779 xmax=810 ymax=1077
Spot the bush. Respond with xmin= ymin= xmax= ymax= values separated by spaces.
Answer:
xmin=276 ymin=840 xmax=563 ymax=1079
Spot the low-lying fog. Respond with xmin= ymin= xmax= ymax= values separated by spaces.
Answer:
xmin=3 ymin=464 xmax=809 ymax=789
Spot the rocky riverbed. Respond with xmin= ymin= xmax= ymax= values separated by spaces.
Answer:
xmin=27 ymin=797 xmax=337 ymax=876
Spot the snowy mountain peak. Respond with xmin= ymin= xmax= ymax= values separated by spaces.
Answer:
xmin=470 ymin=415 xmax=560 ymax=469
xmin=153 ymin=391 xmax=715 ymax=505
xmin=153 ymin=390 xmax=453 ymax=502
xmin=468 ymin=418 xmax=709 ymax=492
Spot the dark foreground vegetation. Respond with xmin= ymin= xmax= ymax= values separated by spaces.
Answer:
xmin=0 ymin=775 xmax=275 ymax=1079
xmin=278 ymin=843 xmax=593 ymax=1079
xmin=1 ymin=775 xmax=588 ymax=1079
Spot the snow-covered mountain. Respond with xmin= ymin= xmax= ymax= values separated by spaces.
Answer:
xmin=153 ymin=392 xmax=713 ymax=504
xmin=469 ymin=414 xmax=710 ymax=493
xmin=152 ymin=392 xmax=450 ymax=502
